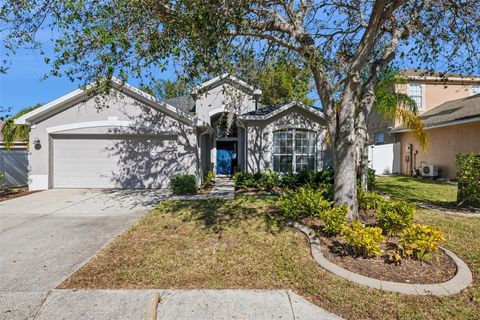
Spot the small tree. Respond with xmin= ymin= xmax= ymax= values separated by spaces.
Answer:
xmin=1 ymin=104 xmax=41 ymax=150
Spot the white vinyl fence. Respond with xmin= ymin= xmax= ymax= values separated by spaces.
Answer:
xmin=0 ymin=143 xmax=28 ymax=188
xmin=368 ymin=142 xmax=401 ymax=175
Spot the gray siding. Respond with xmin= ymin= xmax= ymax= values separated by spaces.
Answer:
xmin=28 ymin=90 xmax=198 ymax=189
xmin=0 ymin=147 xmax=28 ymax=188
xmin=245 ymin=106 xmax=330 ymax=173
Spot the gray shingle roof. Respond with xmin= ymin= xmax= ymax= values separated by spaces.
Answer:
xmin=391 ymin=94 xmax=480 ymax=131
xmin=164 ymin=95 xmax=195 ymax=113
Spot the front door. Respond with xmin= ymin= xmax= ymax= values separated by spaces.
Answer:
xmin=216 ymin=141 xmax=236 ymax=175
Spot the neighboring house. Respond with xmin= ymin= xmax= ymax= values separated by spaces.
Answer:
xmin=15 ymin=75 xmax=330 ymax=190
xmin=368 ymin=69 xmax=480 ymax=145
xmin=390 ymin=94 xmax=480 ymax=179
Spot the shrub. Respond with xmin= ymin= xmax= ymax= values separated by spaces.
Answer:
xmin=233 ymin=172 xmax=256 ymax=189
xmin=367 ymin=168 xmax=376 ymax=190
xmin=377 ymin=200 xmax=415 ymax=235
xmin=456 ymin=153 xmax=480 ymax=207
xmin=257 ymin=170 xmax=280 ymax=191
xmin=399 ymin=224 xmax=445 ymax=261
xmin=342 ymin=221 xmax=385 ymax=257
xmin=279 ymin=187 xmax=333 ymax=220
xmin=170 ymin=174 xmax=197 ymax=195
xmin=320 ymin=205 xmax=348 ymax=236
xmin=203 ymin=171 xmax=215 ymax=188
xmin=358 ymin=190 xmax=385 ymax=212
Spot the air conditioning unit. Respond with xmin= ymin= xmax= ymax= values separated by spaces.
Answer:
xmin=420 ymin=164 xmax=439 ymax=178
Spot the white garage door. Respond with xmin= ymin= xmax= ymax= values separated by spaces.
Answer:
xmin=53 ymin=136 xmax=177 ymax=188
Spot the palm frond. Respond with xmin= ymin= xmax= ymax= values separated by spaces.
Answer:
xmin=395 ymin=108 xmax=428 ymax=150
xmin=1 ymin=104 xmax=40 ymax=150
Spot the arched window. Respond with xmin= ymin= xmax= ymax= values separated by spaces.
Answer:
xmin=273 ymin=129 xmax=316 ymax=173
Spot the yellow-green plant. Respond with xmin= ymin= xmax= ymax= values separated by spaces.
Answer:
xmin=320 ymin=205 xmax=348 ymax=236
xmin=399 ymin=224 xmax=445 ymax=261
xmin=377 ymin=200 xmax=415 ymax=235
xmin=203 ymin=171 xmax=215 ymax=188
xmin=342 ymin=221 xmax=385 ymax=257
xmin=279 ymin=187 xmax=333 ymax=220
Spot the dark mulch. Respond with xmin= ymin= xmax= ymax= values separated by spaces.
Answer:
xmin=302 ymin=216 xmax=457 ymax=284
xmin=0 ymin=187 xmax=37 ymax=202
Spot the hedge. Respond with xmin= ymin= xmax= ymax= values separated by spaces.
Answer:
xmin=456 ymin=153 xmax=480 ymax=207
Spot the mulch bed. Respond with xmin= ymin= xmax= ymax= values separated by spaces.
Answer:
xmin=0 ymin=187 xmax=37 ymax=202
xmin=302 ymin=215 xmax=457 ymax=284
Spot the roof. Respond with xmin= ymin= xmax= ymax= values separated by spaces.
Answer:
xmin=191 ymin=74 xmax=255 ymax=95
xmin=15 ymin=78 xmax=207 ymax=127
xmin=164 ymin=95 xmax=195 ymax=113
xmin=391 ymin=94 xmax=480 ymax=132
xmin=239 ymin=101 xmax=325 ymax=121
xmin=402 ymin=69 xmax=480 ymax=81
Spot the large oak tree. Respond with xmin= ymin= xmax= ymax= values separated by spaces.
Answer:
xmin=2 ymin=0 xmax=479 ymax=217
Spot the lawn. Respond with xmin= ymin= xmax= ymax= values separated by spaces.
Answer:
xmin=61 ymin=196 xmax=480 ymax=320
xmin=375 ymin=175 xmax=457 ymax=205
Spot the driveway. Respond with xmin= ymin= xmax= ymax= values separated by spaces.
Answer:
xmin=0 ymin=189 xmax=169 ymax=320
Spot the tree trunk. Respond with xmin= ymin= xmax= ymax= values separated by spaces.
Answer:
xmin=358 ymin=133 xmax=369 ymax=191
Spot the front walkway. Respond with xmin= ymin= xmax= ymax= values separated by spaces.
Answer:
xmin=34 ymin=289 xmax=341 ymax=320
xmin=171 ymin=177 xmax=235 ymax=200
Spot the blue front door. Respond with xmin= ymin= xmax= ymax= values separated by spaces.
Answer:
xmin=217 ymin=148 xmax=234 ymax=175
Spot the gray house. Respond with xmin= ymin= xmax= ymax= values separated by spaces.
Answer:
xmin=16 ymin=75 xmax=330 ymax=190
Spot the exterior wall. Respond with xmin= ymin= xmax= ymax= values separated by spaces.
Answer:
xmin=397 ymin=121 xmax=480 ymax=179
xmin=368 ymin=80 xmax=475 ymax=144
xmin=195 ymin=82 xmax=256 ymax=124
xmin=28 ymin=90 xmax=198 ymax=190
xmin=245 ymin=106 xmax=330 ymax=173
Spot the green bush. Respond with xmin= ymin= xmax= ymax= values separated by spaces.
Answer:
xmin=257 ymin=170 xmax=280 ymax=191
xmin=399 ymin=224 xmax=445 ymax=261
xmin=203 ymin=171 xmax=215 ymax=188
xmin=456 ymin=153 xmax=480 ymax=207
xmin=377 ymin=200 xmax=415 ymax=235
xmin=342 ymin=220 xmax=385 ymax=257
xmin=170 ymin=174 xmax=197 ymax=195
xmin=279 ymin=187 xmax=333 ymax=219
xmin=367 ymin=168 xmax=376 ymax=190
xmin=320 ymin=205 xmax=348 ymax=236
xmin=233 ymin=172 xmax=256 ymax=189
xmin=358 ymin=190 xmax=385 ymax=212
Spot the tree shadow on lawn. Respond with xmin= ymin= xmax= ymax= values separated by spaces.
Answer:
xmin=160 ymin=196 xmax=286 ymax=237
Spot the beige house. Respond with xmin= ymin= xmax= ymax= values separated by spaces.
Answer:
xmin=368 ymin=69 xmax=480 ymax=145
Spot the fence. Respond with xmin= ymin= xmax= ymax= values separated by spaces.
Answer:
xmin=0 ymin=143 xmax=28 ymax=188
xmin=368 ymin=142 xmax=401 ymax=175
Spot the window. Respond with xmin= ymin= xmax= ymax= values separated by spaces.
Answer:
xmin=374 ymin=132 xmax=385 ymax=145
xmin=470 ymin=84 xmax=480 ymax=96
xmin=408 ymin=83 xmax=424 ymax=110
xmin=273 ymin=129 xmax=316 ymax=173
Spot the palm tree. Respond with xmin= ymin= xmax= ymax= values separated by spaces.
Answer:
xmin=359 ymin=69 xmax=427 ymax=190
xmin=1 ymin=104 xmax=41 ymax=150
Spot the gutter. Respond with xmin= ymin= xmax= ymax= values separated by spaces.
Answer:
xmin=390 ymin=116 xmax=480 ymax=133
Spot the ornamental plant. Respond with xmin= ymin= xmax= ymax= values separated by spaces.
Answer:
xmin=399 ymin=224 xmax=445 ymax=261
xmin=377 ymin=200 xmax=415 ymax=235
xmin=342 ymin=221 xmax=385 ymax=258
xmin=456 ymin=153 xmax=480 ymax=207
xmin=320 ymin=205 xmax=348 ymax=236
xmin=170 ymin=174 xmax=197 ymax=195
xmin=279 ymin=187 xmax=332 ymax=220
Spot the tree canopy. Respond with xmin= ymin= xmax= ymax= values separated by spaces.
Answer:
xmin=2 ymin=0 xmax=479 ymax=217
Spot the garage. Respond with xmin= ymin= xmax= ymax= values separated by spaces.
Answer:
xmin=52 ymin=135 xmax=178 ymax=189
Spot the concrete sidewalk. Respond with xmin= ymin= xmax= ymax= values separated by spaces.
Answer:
xmin=33 ymin=289 xmax=342 ymax=320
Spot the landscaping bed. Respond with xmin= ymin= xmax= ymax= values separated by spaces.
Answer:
xmin=0 ymin=187 xmax=35 ymax=202
xmin=304 ymin=216 xmax=456 ymax=284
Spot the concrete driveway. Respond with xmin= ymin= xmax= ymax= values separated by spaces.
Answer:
xmin=0 ymin=189 xmax=169 ymax=320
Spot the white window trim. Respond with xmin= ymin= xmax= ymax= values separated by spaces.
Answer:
xmin=271 ymin=128 xmax=317 ymax=173
xmin=407 ymin=82 xmax=425 ymax=111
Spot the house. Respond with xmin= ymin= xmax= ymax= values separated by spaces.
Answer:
xmin=368 ymin=69 xmax=480 ymax=145
xmin=390 ymin=94 xmax=480 ymax=179
xmin=15 ymin=75 xmax=330 ymax=190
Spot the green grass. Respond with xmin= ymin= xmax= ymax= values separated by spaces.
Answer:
xmin=375 ymin=176 xmax=457 ymax=205
xmin=61 ymin=196 xmax=480 ymax=319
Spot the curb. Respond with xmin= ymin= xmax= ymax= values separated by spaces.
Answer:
xmin=289 ymin=221 xmax=473 ymax=296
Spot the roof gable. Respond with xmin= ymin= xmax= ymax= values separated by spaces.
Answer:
xmin=15 ymin=78 xmax=205 ymax=126
xmin=191 ymin=74 xmax=255 ymax=96
xmin=239 ymin=101 xmax=325 ymax=121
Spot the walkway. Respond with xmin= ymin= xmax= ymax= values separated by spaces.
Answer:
xmin=171 ymin=177 xmax=235 ymax=200
xmin=33 ymin=289 xmax=342 ymax=320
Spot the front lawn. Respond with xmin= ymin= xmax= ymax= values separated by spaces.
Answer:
xmin=61 ymin=196 xmax=479 ymax=320
xmin=375 ymin=175 xmax=457 ymax=205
